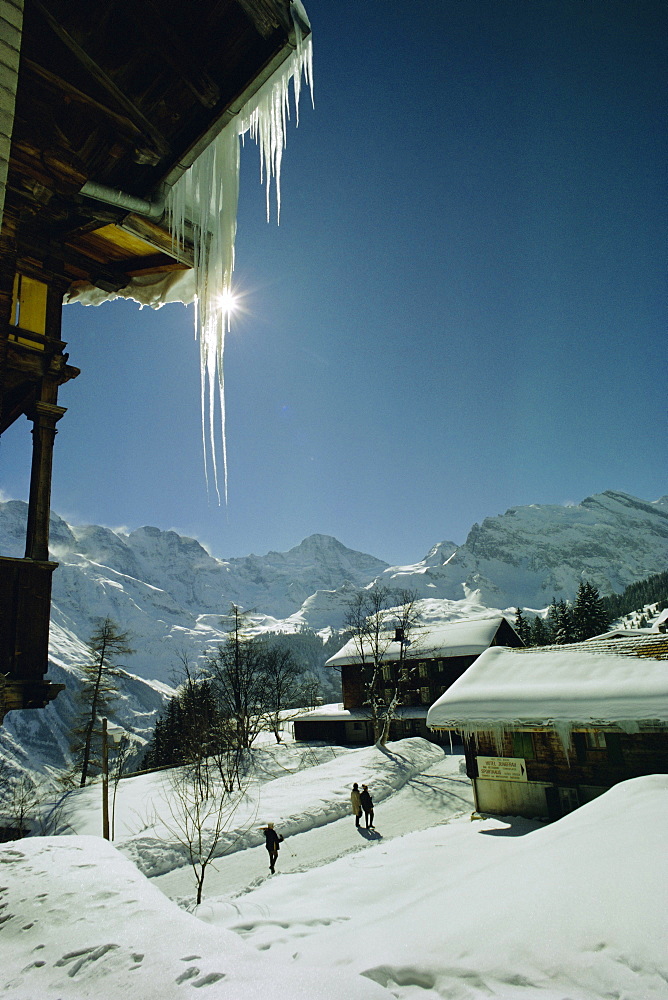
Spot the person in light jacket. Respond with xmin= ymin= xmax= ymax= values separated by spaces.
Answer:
xmin=350 ymin=782 xmax=362 ymax=828
xmin=360 ymin=784 xmax=374 ymax=829
xmin=261 ymin=822 xmax=283 ymax=873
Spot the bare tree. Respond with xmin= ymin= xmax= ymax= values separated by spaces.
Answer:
xmin=258 ymin=643 xmax=304 ymax=743
xmin=161 ymin=758 xmax=252 ymax=906
xmin=109 ymin=735 xmax=136 ymax=841
xmin=344 ymin=586 xmax=424 ymax=745
xmin=206 ymin=605 xmax=266 ymax=751
xmin=0 ymin=772 xmax=38 ymax=837
xmin=296 ymin=670 xmax=322 ymax=710
xmin=378 ymin=589 xmax=424 ymax=744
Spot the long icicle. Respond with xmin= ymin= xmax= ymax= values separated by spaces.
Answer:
xmin=167 ymin=4 xmax=313 ymax=505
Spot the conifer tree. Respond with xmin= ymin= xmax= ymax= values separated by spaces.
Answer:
xmin=547 ymin=599 xmax=575 ymax=644
xmin=529 ymin=616 xmax=550 ymax=646
xmin=71 ymin=618 xmax=133 ymax=787
xmin=572 ymin=581 xmax=611 ymax=640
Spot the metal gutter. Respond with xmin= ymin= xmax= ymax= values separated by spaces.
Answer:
xmin=77 ymin=181 xmax=168 ymax=219
xmin=77 ymin=12 xmax=310 ymax=220
xmin=160 ymin=21 xmax=310 ymax=190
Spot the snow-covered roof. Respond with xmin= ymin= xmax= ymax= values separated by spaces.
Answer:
xmin=325 ymin=616 xmax=511 ymax=668
xmin=516 ymin=631 xmax=668 ymax=660
xmin=294 ymin=703 xmax=429 ymax=723
xmin=427 ymin=646 xmax=668 ymax=733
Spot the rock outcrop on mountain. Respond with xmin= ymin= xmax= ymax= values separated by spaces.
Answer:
xmin=376 ymin=491 xmax=668 ymax=612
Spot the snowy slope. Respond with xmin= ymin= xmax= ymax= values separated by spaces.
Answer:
xmin=1 ymin=740 xmax=665 ymax=1000
xmin=1 ymin=618 xmax=175 ymax=774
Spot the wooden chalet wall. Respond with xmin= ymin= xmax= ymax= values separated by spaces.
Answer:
xmin=341 ymin=616 xmax=523 ymax=712
xmin=464 ymin=726 xmax=668 ymax=820
xmin=342 ymin=655 xmax=482 ymax=711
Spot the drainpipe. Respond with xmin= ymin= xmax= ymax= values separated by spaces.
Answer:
xmin=78 ymin=180 xmax=168 ymax=219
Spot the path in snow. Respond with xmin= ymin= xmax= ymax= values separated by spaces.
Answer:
xmin=152 ymin=754 xmax=474 ymax=904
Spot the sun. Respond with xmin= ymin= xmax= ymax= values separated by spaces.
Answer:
xmin=216 ymin=288 xmax=239 ymax=316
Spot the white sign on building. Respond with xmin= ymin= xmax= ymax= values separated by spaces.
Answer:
xmin=476 ymin=756 xmax=527 ymax=782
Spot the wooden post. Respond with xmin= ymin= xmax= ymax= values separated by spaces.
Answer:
xmin=24 ymin=400 xmax=67 ymax=561
xmin=102 ymin=717 xmax=110 ymax=841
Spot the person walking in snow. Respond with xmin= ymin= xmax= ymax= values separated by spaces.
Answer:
xmin=350 ymin=782 xmax=362 ymax=828
xmin=261 ymin=822 xmax=283 ymax=873
xmin=360 ymin=784 xmax=374 ymax=829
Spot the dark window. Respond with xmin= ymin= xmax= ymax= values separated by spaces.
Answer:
xmin=604 ymin=732 xmax=624 ymax=764
xmin=512 ymin=731 xmax=535 ymax=760
xmin=573 ymin=732 xmax=587 ymax=763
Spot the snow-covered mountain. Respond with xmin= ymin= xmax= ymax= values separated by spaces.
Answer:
xmin=1 ymin=490 xmax=666 ymax=771
xmin=0 ymin=616 xmax=176 ymax=775
xmin=376 ymin=490 xmax=668 ymax=613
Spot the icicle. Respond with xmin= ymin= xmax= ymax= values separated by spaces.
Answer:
xmin=166 ymin=3 xmax=313 ymax=503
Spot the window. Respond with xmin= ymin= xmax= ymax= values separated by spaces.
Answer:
xmin=574 ymin=731 xmax=624 ymax=764
xmin=558 ymin=787 xmax=579 ymax=814
xmin=604 ymin=732 xmax=624 ymax=764
xmin=382 ymin=664 xmax=392 ymax=681
xmin=9 ymin=273 xmax=48 ymax=349
xmin=352 ymin=722 xmax=363 ymax=731
xmin=420 ymin=686 xmax=430 ymax=704
xmin=418 ymin=662 xmax=428 ymax=678
xmin=512 ymin=731 xmax=535 ymax=760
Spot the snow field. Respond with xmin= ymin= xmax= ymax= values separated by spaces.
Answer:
xmin=0 ymin=739 xmax=665 ymax=1000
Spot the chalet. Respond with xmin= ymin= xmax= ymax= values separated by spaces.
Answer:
xmin=426 ymin=632 xmax=668 ymax=821
xmin=0 ymin=0 xmax=311 ymax=722
xmin=293 ymin=616 xmax=522 ymax=746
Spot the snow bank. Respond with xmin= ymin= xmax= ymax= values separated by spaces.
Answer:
xmin=350 ymin=774 xmax=668 ymax=999
xmin=63 ymin=739 xmax=444 ymax=879
xmin=0 ymin=836 xmax=388 ymax=1000
xmin=214 ymin=774 xmax=668 ymax=1000
xmin=1 ymin=742 xmax=664 ymax=1000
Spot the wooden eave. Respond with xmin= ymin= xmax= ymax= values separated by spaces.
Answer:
xmin=2 ymin=0 xmax=306 ymax=292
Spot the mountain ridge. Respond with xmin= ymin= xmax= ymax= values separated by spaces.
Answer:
xmin=0 ymin=490 xmax=666 ymax=772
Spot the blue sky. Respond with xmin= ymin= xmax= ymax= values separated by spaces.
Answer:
xmin=1 ymin=0 xmax=665 ymax=566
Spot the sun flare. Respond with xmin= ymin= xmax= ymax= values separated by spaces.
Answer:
xmin=216 ymin=289 xmax=239 ymax=316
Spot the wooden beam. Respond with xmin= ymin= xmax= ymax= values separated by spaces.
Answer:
xmin=23 ymin=57 xmax=149 ymax=147
xmin=233 ymin=0 xmax=291 ymax=39
xmin=31 ymin=0 xmax=171 ymax=161
xmin=120 ymin=215 xmax=195 ymax=267
xmin=112 ymin=254 xmax=190 ymax=277
xmin=129 ymin=0 xmax=222 ymax=109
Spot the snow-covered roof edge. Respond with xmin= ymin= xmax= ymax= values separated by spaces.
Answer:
xmin=326 ymin=616 xmax=512 ymax=668
xmin=427 ymin=646 xmax=668 ymax=740
xmin=295 ymin=704 xmax=429 ymax=722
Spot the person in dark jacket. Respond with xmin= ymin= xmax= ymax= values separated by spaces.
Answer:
xmin=261 ymin=822 xmax=283 ymax=872
xmin=350 ymin=782 xmax=362 ymax=828
xmin=360 ymin=784 xmax=374 ymax=829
